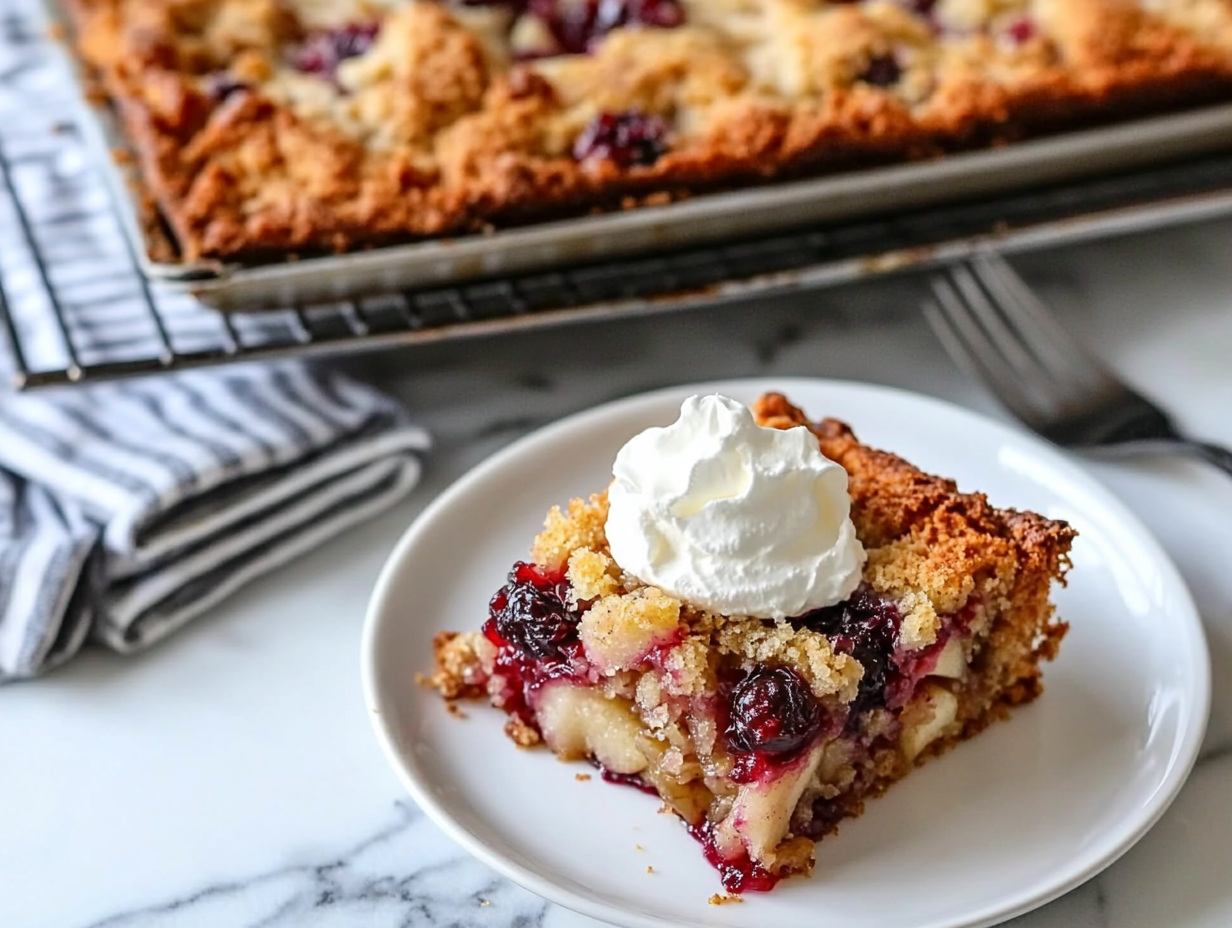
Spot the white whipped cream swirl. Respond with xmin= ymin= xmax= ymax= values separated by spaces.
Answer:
xmin=605 ymin=394 xmax=866 ymax=619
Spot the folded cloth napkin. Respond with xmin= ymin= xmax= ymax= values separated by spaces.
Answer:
xmin=0 ymin=1 xmax=430 ymax=680
xmin=0 ymin=362 xmax=430 ymax=681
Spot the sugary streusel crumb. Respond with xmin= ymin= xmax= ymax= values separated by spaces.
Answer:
xmin=567 ymin=548 xmax=620 ymax=601
xmin=865 ymin=527 xmax=996 ymax=616
xmin=531 ymin=493 xmax=610 ymax=570
xmin=711 ymin=617 xmax=862 ymax=703
xmin=659 ymin=635 xmax=714 ymax=699
xmin=635 ymin=671 xmax=670 ymax=730
xmin=504 ymin=715 xmax=541 ymax=747
xmin=575 ymin=773 xmax=592 ymax=781
xmin=430 ymin=631 xmax=494 ymax=699
xmin=708 ymin=893 xmax=744 ymax=906
xmin=896 ymin=589 xmax=942 ymax=651
xmin=579 ymin=586 xmax=682 ymax=673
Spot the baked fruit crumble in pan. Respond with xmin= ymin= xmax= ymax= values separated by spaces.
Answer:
xmin=429 ymin=392 xmax=1075 ymax=893
xmin=64 ymin=0 xmax=1232 ymax=262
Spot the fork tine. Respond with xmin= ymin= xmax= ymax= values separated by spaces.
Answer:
xmin=924 ymin=281 xmax=1052 ymax=429
xmin=944 ymin=262 xmax=1052 ymax=390
xmin=966 ymin=252 xmax=1119 ymax=396
xmin=930 ymin=267 xmax=1064 ymax=418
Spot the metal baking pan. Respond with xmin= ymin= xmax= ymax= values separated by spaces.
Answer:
xmin=45 ymin=0 xmax=1232 ymax=311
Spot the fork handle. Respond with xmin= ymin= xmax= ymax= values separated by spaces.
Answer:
xmin=1183 ymin=441 xmax=1232 ymax=478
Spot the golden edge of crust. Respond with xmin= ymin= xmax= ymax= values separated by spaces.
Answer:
xmin=751 ymin=391 xmax=1076 ymax=582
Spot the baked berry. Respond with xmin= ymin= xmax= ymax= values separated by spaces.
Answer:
xmin=292 ymin=23 xmax=380 ymax=78
xmin=573 ymin=110 xmax=669 ymax=167
xmin=597 ymin=0 xmax=684 ymax=32
xmin=860 ymin=53 xmax=903 ymax=87
xmin=1006 ymin=16 xmax=1037 ymax=45
xmin=800 ymin=589 xmax=902 ymax=714
xmin=903 ymin=0 xmax=937 ymax=14
xmin=529 ymin=0 xmax=684 ymax=55
xmin=490 ymin=561 xmax=580 ymax=659
xmin=725 ymin=665 xmax=822 ymax=756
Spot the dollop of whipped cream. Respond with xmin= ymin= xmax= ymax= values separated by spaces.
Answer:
xmin=605 ymin=394 xmax=866 ymax=619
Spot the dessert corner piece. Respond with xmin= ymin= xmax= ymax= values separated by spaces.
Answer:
xmin=429 ymin=391 xmax=1075 ymax=894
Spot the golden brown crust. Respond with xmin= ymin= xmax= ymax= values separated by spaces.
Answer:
xmin=752 ymin=391 xmax=1075 ymax=569
xmin=754 ymin=391 xmax=1074 ymax=685
xmin=63 ymin=0 xmax=1232 ymax=262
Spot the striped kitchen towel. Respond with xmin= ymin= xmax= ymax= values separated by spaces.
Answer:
xmin=0 ymin=0 xmax=430 ymax=680
xmin=0 ymin=363 xmax=430 ymax=680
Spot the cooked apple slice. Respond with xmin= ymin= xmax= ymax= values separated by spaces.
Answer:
xmin=534 ymin=682 xmax=648 ymax=774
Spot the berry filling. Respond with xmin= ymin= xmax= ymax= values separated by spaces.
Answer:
xmin=725 ymin=665 xmax=822 ymax=757
xmin=590 ymin=778 xmax=784 ymax=892
xmin=291 ymin=23 xmax=380 ymax=78
xmin=859 ymin=53 xmax=903 ymax=87
xmin=594 ymin=761 xmax=660 ymax=796
xmin=800 ymin=589 xmax=902 ymax=715
xmin=491 ymin=560 xmax=581 ymax=658
xmin=477 ymin=562 xmax=980 ymax=892
xmin=689 ymin=820 xmax=781 ymax=893
xmin=802 ymin=589 xmax=978 ymax=716
xmin=482 ymin=561 xmax=588 ymax=727
xmin=528 ymin=0 xmax=684 ymax=55
xmin=573 ymin=110 xmax=669 ymax=166
xmin=1005 ymin=16 xmax=1037 ymax=45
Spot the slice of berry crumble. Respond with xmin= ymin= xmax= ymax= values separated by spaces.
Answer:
xmin=429 ymin=392 xmax=1075 ymax=893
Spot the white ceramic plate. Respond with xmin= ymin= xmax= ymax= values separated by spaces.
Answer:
xmin=362 ymin=378 xmax=1209 ymax=928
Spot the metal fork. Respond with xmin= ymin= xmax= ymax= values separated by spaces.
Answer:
xmin=923 ymin=251 xmax=1232 ymax=477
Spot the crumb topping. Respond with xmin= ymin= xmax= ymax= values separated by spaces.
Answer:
xmin=579 ymin=586 xmax=683 ymax=673
xmin=532 ymin=492 xmax=610 ymax=570
xmin=709 ymin=615 xmax=862 ymax=702
xmin=429 ymin=630 xmax=495 ymax=699
xmin=566 ymin=547 xmax=620 ymax=601
xmin=67 ymin=0 xmax=1232 ymax=259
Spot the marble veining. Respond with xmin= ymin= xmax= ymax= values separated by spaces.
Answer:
xmin=3 ymin=218 xmax=1232 ymax=928
xmin=83 ymin=803 xmax=550 ymax=928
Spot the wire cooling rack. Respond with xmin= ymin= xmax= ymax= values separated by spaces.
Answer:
xmin=5 ymin=0 xmax=1232 ymax=390
xmin=6 ymin=138 xmax=1232 ymax=391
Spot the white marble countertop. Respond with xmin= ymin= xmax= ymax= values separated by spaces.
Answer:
xmin=3 ymin=219 xmax=1231 ymax=928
